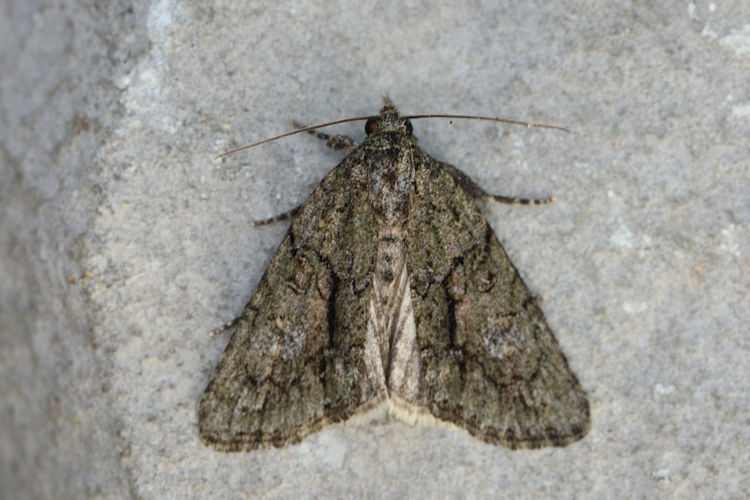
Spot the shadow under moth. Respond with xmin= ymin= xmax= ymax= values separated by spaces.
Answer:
xmin=199 ymin=96 xmax=590 ymax=451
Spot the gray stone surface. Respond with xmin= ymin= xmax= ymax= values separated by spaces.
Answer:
xmin=2 ymin=0 xmax=749 ymax=498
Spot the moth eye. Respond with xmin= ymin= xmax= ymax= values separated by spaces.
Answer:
xmin=404 ymin=120 xmax=413 ymax=135
xmin=365 ymin=118 xmax=378 ymax=135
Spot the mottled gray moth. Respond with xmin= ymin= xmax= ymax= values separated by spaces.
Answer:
xmin=199 ymin=97 xmax=590 ymax=451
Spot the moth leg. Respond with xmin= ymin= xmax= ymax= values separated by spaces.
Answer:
xmin=437 ymin=160 xmax=555 ymax=205
xmin=292 ymin=121 xmax=359 ymax=155
xmin=212 ymin=178 xmax=301 ymax=338
xmin=209 ymin=315 xmax=242 ymax=337
xmin=249 ymin=120 xmax=359 ymax=228
xmin=251 ymin=206 xmax=300 ymax=227
xmin=251 ymin=117 xmax=354 ymax=228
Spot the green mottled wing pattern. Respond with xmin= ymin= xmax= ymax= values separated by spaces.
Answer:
xmin=405 ymin=153 xmax=590 ymax=448
xmin=198 ymin=155 xmax=380 ymax=451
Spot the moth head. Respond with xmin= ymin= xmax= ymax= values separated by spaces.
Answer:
xmin=365 ymin=113 xmax=413 ymax=137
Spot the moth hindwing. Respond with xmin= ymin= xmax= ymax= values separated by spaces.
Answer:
xmin=199 ymin=97 xmax=590 ymax=451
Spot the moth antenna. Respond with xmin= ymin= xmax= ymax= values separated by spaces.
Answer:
xmin=215 ymin=112 xmax=568 ymax=161
xmin=214 ymin=116 xmax=371 ymax=160
xmin=404 ymin=114 xmax=570 ymax=133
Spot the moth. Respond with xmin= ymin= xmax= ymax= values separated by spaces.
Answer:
xmin=199 ymin=97 xmax=590 ymax=451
